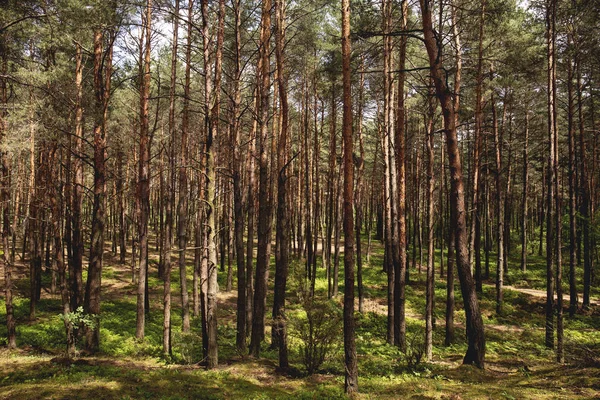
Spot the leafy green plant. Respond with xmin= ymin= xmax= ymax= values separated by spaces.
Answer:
xmin=58 ymin=306 xmax=97 ymax=356
xmin=289 ymin=298 xmax=342 ymax=375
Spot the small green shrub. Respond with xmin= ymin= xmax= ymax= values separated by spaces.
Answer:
xmin=289 ymin=298 xmax=342 ymax=375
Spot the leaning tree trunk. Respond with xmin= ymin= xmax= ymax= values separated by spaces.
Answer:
xmin=419 ymin=0 xmax=485 ymax=368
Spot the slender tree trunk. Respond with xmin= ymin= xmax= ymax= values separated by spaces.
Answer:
xmin=250 ymin=0 xmax=273 ymax=358
xmin=178 ymin=0 xmax=193 ymax=333
xmin=230 ymin=0 xmax=247 ymax=354
xmin=521 ymin=112 xmax=529 ymax=273
xmin=201 ymin=0 xmax=225 ymax=368
xmin=394 ymin=0 xmax=409 ymax=351
xmin=425 ymin=93 xmax=436 ymax=362
xmin=341 ymin=0 xmax=358 ymax=392
xmin=84 ymin=27 xmax=112 ymax=353
xmin=0 ymin=34 xmax=16 ymax=348
xmin=567 ymin=43 xmax=577 ymax=318
xmin=70 ymin=42 xmax=84 ymax=311
xmin=162 ymin=0 xmax=180 ymax=358
xmin=136 ymin=0 xmax=152 ymax=341
xmin=545 ymin=0 xmax=556 ymax=350
xmin=272 ymin=0 xmax=290 ymax=368
xmin=492 ymin=93 xmax=504 ymax=316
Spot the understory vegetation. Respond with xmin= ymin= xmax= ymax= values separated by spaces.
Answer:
xmin=1 ymin=237 xmax=598 ymax=399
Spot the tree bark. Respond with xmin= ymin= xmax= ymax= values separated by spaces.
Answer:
xmin=419 ymin=0 xmax=486 ymax=368
xmin=136 ymin=0 xmax=152 ymax=341
xmin=250 ymin=0 xmax=273 ymax=358
xmin=341 ymin=0 xmax=358 ymax=392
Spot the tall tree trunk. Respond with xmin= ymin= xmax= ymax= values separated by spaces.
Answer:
xmin=136 ymin=0 xmax=152 ymax=341
xmin=162 ymin=0 xmax=180 ymax=358
xmin=0 ymin=31 xmax=16 ymax=348
xmin=231 ymin=0 xmax=247 ymax=353
xmin=178 ymin=0 xmax=193 ymax=333
xmin=492 ymin=93 xmax=504 ymax=316
xmin=250 ymin=0 xmax=273 ymax=358
xmin=85 ymin=26 xmax=112 ymax=353
xmin=471 ymin=0 xmax=484 ymax=286
xmin=566 ymin=41 xmax=577 ymax=318
xmin=520 ymin=112 xmax=529 ymax=273
xmin=201 ymin=0 xmax=225 ymax=368
xmin=272 ymin=0 xmax=290 ymax=369
xmin=425 ymin=93 xmax=436 ymax=362
xmin=545 ymin=0 xmax=556 ymax=351
xmin=419 ymin=0 xmax=486 ymax=368
xmin=394 ymin=0 xmax=408 ymax=351
xmin=70 ymin=42 xmax=84 ymax=311
xmin=341 ymin=0 xmax=358 ymax=392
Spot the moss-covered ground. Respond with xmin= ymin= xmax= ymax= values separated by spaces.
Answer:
xmin=0 ymin=235 xmax=598 ymax=399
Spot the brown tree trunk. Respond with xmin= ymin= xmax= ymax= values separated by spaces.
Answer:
xmin=0 ymin=33 xmax=16 ymax=348
xmin=250 ymin=0 xmax=273 ymax=358
xmin=230 ymin=0 xmax=247 ymax=354
xmin=341 ymin=0 xmax=358 ymax=392
xmin=136 ymin=0 xmax=152 ymax=341
xmin=178 ymin=0 xmax=193 ymax=334
xmin=492 ymin=93 xmax=504 ymax=316
xmin=272 ymin=0 xmax=290 ymax=369
xmin=545 ymin=0 xmax=556 ymax=351
xmin=521 ymin=112 xmax=529 ymax=273
xmin=84 ymin=26 xmax=112 ymax=353
xmin=162 ymin=0 xmax=180 ymax=358
xmin=394 ymin=0 xmax=408 ymax=351
xmin=419 ymin=0 xmax=485 ymax=368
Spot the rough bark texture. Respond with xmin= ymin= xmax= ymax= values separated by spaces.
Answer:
xmin=341 ymin=0 xmax=358 ymax=393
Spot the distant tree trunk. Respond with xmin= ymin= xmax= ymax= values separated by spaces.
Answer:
xmin=576 ymin=50 xmax=591 ymax=310
xmin=356 ymin=55 xmax=366 ymax=314
xmin=545 ymin=0 xmax=556 ymax=351
xmin=520 ymin=112 xmax=529 ymax=273
xmin=162 ymin=0 xmax=179 ymax=358
xmin=272 ymin=0 xmax=290 ymax=369
xmin=394 ymin=0 xmax=408 ymax=351
xmin=471 ymin=0 xmax=484 ymax=288
xmin=492 ymin=93 xmax=504 ymax=316
xmin=48 ymin=147 xmax=74 ymax=358
xmin=550 ymin=0 xmax=562 ymax=361
xmin=178 ymin=0 xmax=193 ymax=334
xmin=231 ymin=0 xmax=247 ymax=354
xmin=70 ymin=42 xmax=84 ymax=311
xmin=341 ymin=0 xmax=358 ymax=392
xmin=0 ymin=35 xmax=16 ymax=348
xmin=566 ymin=42 xmax=577 ymax=318
xmin=425 ymin=92 xmax=436 ymax=362
xmin=201 ymin=0 xmax=225 ymax=368
xmin=419 ymin=0 xmax=486 ymax=368
xmin=84 ymin=27 xmax=112 ymax=353
xmin=136 ymin=0 xmax=152 ymax=341
xmin=326 ymin=85 xmax=337 ymax=299
xmin=250 ymin=0 xmax=273 ymax=358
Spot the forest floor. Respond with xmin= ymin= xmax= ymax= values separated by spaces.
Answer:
xmin=0 ymin=237 xmax=599 ymax=399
